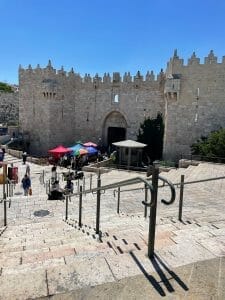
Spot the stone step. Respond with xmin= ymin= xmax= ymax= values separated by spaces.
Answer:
xmin=0 ymin=254 xmax=118 ymax=299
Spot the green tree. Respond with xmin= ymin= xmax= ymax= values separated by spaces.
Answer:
xmin=191 ymin=128 xmax=225 ymax=158
xmin=137 ymin=113 xmax=164 ymax=163
xmin=0 ymin=82 xmax=13 ymax=93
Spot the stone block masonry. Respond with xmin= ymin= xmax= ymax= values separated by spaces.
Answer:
xmin=18 ymin=49 xmax=225 ymax=160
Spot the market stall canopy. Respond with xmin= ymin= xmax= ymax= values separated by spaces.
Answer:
xmin=69 ymin=144 xmax=83 ymax=154
xmin=83 ymin=141 xmax=97 ymax=147
xmin=48 ymin=145 xmax=72 ymax=159
xmin=75 ymin=148 xmax=88 ymax=156
xmin=85 ymin=146 xmax=98 ymax=155
xmin=112 ymin=140 xmax=147 ymax=169
xmin=112 ymin=140 xmax=147 ymax=148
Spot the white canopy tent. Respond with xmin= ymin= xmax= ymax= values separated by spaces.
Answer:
xmin=112 ymin=140 xmax=147 ymax=169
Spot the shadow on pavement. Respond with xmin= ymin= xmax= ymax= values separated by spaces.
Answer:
xmin=130 ymin=251 xmax=188 ymax=297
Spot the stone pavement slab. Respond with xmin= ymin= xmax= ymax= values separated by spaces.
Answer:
xmin=47 ymin=256 xmax=115 ymax=295
xmin=0 ymin=269 xmax=47 ymax=300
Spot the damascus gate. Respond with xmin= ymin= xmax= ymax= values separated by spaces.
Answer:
xmin=19 ymin=50 xmax=225 ymax=160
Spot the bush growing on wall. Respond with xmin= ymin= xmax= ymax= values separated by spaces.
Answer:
xmin=191 ymin=128 xmax=225 ymax=158
xmin=137 ymin=113 xmax=164 ymax=163
xmin=0 ymin=82 xmax=13 ymax=93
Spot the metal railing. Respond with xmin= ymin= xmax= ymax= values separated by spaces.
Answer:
xmin=64 ymin=164 xmax=176 ymax=258
xmin=176 ymin=174 xmax=225 ymax=221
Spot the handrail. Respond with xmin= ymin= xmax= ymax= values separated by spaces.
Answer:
xmin=64 ymin=164 xmax=176 ymax=259
xmin=113 ymin=175 xmax=175 ymax=205
xmin=173 ymin=175 xmax=225 ymax=187
xmin=158 ymin=175 xmax=176 ymax=205
xmin=68 ymin=176 xmax=155 ymax=206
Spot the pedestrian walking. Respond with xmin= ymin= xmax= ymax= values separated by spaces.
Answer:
xmin=26 ymin=163 xmax=30 ymax=177
xmin=51 ymin=165 xmax=57 ymax=184
xmin=22 ymin=152 xmax=27 ymax=164
xmin=21 ymin=174 xmax=31 ymax=196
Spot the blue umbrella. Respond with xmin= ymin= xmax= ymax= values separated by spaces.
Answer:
xmin=69 ymin=144 xmax=83 ymax=155
xmin=85 ymin=146 xmax=98 ymax=156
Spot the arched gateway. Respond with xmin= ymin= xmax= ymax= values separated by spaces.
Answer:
xmin=102 ymin=111 xmax=127 ymax=146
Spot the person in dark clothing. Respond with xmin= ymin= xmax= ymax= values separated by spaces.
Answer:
xmin=21 ymin=174 xmax=31 ymax=196
xmin=64 ymin=179 xmax=74 ymax=194
xmin=48 ymin=180 xmax=64 ymax=200
xmin=22 ymin=152 xmax=27 ymax=164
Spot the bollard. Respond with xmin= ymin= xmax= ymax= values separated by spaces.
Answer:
xmin=65 ymin=195 xmax=68 ymax=220
xmin=117 ymin=187 xmax=120 ymax=214
xmin=96 ymin=172 xmax=101 ymax=234
xmin=178 ymin=175 xmax=185 ymax=221
xmin=144 ymin=184 xmax=148 ymax=218
xmin=79 ymin=186 xmax=82 ymax=227
xmin=148 ymin=161 xmax=159 ymax=258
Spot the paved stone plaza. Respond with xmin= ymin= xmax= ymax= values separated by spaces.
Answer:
xmin=0 ymin=154 xmax=225 ymax=299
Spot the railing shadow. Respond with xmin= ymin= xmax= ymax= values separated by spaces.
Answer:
xmin=130 ymin=251 xmax=189 ymax=297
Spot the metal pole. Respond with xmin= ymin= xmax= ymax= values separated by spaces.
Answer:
xmin=144 ymin=184 xmax=148 ymax=218
xmin=65 ymin=195 xmax=68 ymax=220
xmin=79 ymin=185 xmax=82 ymax=227
xmin=77 ymin=179 xmax=79 ymax=193
xmin=178 ymin=175 xmax=185 ymax=221
xmin=117 ymin=187 xmax=120 ymax=214
xmin=6 ymin=180 xmax=9 ymax=197
xmin=90 ymin=174 xmax=92 ymax=190
xmin=148 ymin=162 xmax=159 ymax=258
xmin=96 ymin=172 xmax=101 ymax=234
xmin=83 ymin=176 xmax=85 ymax=193
xmin=3 ymin=164 xmax=7 ymax=199
xmin=3 ymin=192 xmax=7 ymax=226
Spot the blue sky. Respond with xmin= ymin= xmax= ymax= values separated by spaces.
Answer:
xmin=1 ymin=0 xmax=225 ymax=84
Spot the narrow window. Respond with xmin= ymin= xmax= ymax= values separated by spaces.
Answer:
xmin=114 ymin=94 xmax=119 ymax=103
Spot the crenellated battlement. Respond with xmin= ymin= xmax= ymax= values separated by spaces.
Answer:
xmin=19 ymin=59 xmax=161 ymax=85
xmin=166 ymin=49 xmax=225 ymax=71
xmin=18 ymin=49 xmax=225 ymax=160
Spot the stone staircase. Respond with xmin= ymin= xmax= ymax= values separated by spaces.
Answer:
xmin=1 ymin=154 xmax=225 ymax=298
xmin=1 ymin=207 xmax=225 ymax=299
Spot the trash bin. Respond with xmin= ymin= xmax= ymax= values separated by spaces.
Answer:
xmin=8 ymin=167 xmax=18 ymax=183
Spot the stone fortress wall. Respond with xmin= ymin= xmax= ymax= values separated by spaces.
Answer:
xmin=0 ymin=90 xmax=18 ymax=125
xmin=19 ymin=62 xmax=165 ymax=156
xmin=163 ymin=50 xmax=225 ymax=160
xmin=18 ymin=50 xmax=225 ymax=159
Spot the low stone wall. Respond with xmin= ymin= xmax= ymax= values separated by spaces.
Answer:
xmin=179 ymin=159 xmax=200 ymax=168
xmin=5 ymin=148 xmax=45 ymax=165
xmin=82 ymin=158 xmax=112 ymax=174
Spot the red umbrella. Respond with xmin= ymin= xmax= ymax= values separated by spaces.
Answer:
xmin=48 ymin=145 xmax=71 ymax=159
xmin=83 ymin=141 xmax=97 ymax=147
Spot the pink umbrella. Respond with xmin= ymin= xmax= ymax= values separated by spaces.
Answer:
xmin=83 ymin=141 xmax=97 ymax=147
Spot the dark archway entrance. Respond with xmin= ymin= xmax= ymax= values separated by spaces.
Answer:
xmin=108 ymin=127 xmax=126 ymax=145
